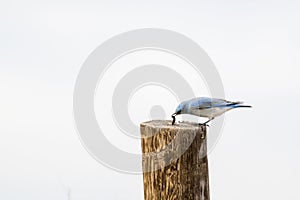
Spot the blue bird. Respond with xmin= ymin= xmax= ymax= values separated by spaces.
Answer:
xmin=171 ymin=97 xmax=251 ymax=125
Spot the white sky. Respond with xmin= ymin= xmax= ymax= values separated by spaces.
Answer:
xmin=1 ymin=0 xmax=300 ymax=199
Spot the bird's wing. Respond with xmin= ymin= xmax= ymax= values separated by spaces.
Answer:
xmin=189 ymin=97 xmax=242 ymax=110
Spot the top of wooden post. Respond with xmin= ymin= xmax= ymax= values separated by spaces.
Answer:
xmin=140 ymin=120 xmax=206 ymax=137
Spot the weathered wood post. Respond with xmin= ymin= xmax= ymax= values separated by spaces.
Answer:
xmin=140 ymin=120 xmax=210 ymax=200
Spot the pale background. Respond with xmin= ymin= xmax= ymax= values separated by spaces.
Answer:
xmin=1 ymin=0 xmax=300 ymax=199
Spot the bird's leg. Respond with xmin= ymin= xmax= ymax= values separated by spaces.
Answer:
xmin=199 ymin=118 xmax=214 ymax=127
xmin=203 ymin=119 xmax=212 ymax=124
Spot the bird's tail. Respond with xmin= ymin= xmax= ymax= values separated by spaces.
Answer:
xmin=233 ymin=104 xmax=252 ymax=108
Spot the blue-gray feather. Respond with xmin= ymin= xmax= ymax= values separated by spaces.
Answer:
xmin=186 ymin=97 xmax=242 ymax=109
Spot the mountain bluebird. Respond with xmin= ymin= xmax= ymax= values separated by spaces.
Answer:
xmin=172 ymin=97 xmax=251 ymax=125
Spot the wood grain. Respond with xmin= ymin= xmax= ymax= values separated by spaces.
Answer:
xmin=140 ymin=120 xmax=209 ymax=200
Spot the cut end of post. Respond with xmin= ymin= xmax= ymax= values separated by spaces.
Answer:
xmin=140 ymin=120 xmax=206 ymax=136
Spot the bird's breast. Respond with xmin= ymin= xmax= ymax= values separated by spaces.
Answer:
xmin=188 ymin=107 xmax=231 ymax=118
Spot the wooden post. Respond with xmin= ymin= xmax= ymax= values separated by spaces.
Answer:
xmin=140 ymin=120 xmax=210 ymax=200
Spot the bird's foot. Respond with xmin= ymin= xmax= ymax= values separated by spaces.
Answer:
xmin=198 ymin=123 xmax=209 ymax=127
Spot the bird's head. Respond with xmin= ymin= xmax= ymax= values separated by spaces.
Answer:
xmin=172 ymin=102 xmax=185 ymax=117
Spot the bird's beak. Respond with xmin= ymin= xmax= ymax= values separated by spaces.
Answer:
xmin=171 ymin=113 xmax=177 ymax=125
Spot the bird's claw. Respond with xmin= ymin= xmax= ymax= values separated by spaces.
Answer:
xmin=198 ymin=123 xmax=209 ymax=127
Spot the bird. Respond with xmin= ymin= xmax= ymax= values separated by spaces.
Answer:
xmin=171 ymin=97 xmax=251 ymax=125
